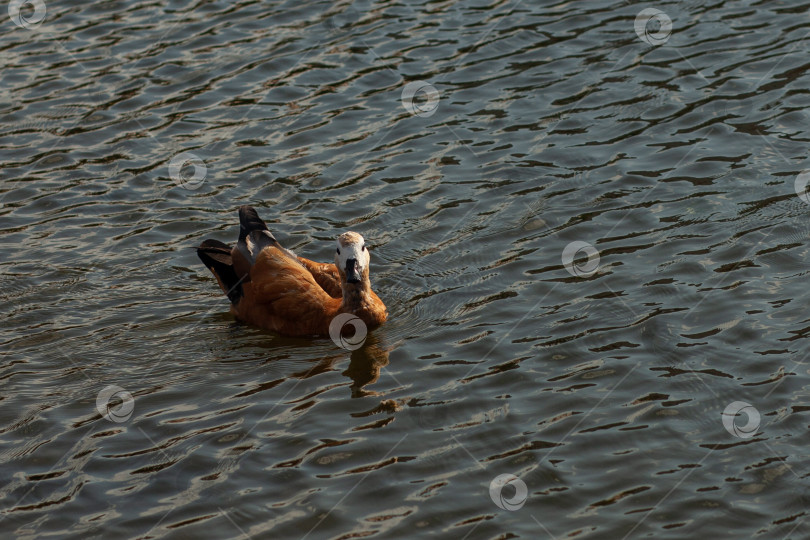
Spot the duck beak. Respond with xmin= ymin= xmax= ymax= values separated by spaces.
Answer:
xmin=345 ymin=258 xmax=361 ymax=283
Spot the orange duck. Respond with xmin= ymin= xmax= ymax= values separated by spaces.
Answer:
xmin=196 ymin=206 xmax=387 ymax=337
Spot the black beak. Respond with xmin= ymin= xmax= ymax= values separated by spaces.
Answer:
xmin=345 ymin=258 xmax=361 ymax=284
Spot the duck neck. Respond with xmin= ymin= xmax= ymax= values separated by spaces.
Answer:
xmin=341 ymin=280 xmax=372 ymax=313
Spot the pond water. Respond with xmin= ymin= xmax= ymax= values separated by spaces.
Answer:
xmin=2 ymin=0 xmax=810 ymax=538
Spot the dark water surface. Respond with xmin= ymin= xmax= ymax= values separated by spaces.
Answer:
xmin=3 ymin=0 xmax=810 ymax=538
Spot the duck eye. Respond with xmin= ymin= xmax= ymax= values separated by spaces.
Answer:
xmin=336 ymin=248 xmax=340 ymax=255
xmin=362 ymin=245 xmax=366 ymax=251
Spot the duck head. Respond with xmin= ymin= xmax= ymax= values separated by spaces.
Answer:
xmin=335 ymin=232 xmax=370 ymax=285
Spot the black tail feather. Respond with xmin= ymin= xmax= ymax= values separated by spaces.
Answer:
xmin=238 ymin=206 xmax=269 ymax=242
xmin=197 ymin=239 xmax=243 ymax=304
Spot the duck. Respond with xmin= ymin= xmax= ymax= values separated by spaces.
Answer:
xmin=196 ymin=206 xmax=387 ymax=337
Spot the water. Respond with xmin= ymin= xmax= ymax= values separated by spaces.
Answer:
xmin=2 ymin=0 xmax=810 ymax=538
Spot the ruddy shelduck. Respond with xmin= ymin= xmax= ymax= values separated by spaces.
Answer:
xmin=197 ymin=206 xmax=387 ymax=337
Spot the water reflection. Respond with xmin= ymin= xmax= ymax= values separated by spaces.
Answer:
xmin=342 ymin=334 xmax=391 ymax=398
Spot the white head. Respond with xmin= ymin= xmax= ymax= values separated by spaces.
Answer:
xmin=335 ymin=232 xmax=370 ymax=284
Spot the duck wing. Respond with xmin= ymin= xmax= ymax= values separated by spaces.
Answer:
xmin=197 ymin=238 xmax=245 ymax=304
xmin=233 ymin=206 xmax=341 ymax=301
xmin=231 ymin=206 xmax=303 ymax=279
xmin=297 ymin=257 xmax=342 ymax=298
xmin=238 ymin=244 xmax=341 ymax=335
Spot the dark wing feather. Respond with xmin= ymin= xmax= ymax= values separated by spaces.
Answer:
xmin=197 ymin=239 xmax=244 ymax=304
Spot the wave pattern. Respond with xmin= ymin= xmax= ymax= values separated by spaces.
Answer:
xmin=2 ymin=0 xmax=810 ymax=538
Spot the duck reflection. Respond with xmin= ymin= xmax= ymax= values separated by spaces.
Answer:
xmin=341 ymin=334 xmax=390 ymax=397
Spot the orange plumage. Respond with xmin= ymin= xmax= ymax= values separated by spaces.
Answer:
xmin=196 ymin=206 xmax=387 ymax=337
